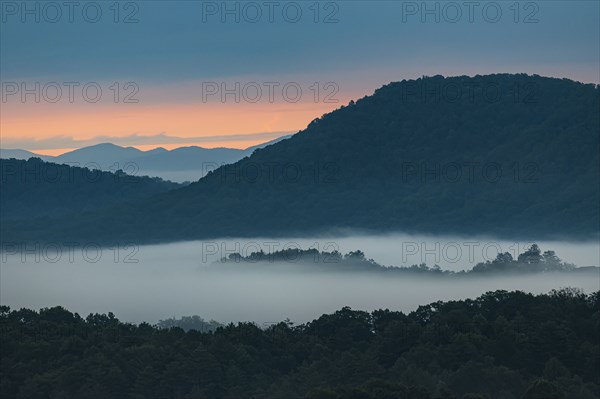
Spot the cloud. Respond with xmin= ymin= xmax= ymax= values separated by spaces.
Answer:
xmin=0 ymin=132 xmax=294 ymax=151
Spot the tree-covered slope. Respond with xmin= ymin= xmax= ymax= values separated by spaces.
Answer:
xmin=1 ymin=289 xmax=598 ymax=398
xmin=0 ymin=158 xmax=182 ymax=220
xmin=3 ymin=74 xmax=599 ymax=243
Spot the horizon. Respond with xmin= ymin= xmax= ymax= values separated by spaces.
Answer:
xmin=1 ymin=132 xmax=295 ymax=156
xmin=3 ymin=72 xmax=598 ymax=156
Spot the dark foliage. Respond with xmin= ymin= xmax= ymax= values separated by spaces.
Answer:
xmin=3 ymin=74 xmax=599 ymax=243
xmin=156 ymin=316 xmax=223 ymax=333
xmin=1 ymin=289 xmax=599 ymax=398
xmin=216 ymin=244 xmax=583 ymax=276
xmin=0 ymin=158 xmax=181 ymax=220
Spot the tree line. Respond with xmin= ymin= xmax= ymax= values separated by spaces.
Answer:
xmin=217 ymin=244 xmax=581 ymax=275
xmin=1 ymin=288 xmax=598 ymax=398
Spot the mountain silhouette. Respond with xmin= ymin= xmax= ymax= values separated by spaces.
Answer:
xmin=0 ymin=136 xmax=291 ymax=182
xmin=0 ymin=149 xmax=53 ymax=162
xmin=2 ymin=74 xmax=598 ymax=244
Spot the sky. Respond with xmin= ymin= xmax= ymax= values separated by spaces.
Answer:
xmin=1 ymin=0 xmax=599 ymax=155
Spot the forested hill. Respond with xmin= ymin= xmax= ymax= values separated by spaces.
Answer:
xmin=3 ymin=74 xmax=599 ymax=243
xmin=1 ymin=289 xmax=598 ymax=398
xmin=0 ymin=158 xmax=182 ymax=220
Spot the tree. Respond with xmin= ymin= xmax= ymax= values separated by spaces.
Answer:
xmin=518 ymin=244 xmax=542 ymax=264
xmin=2 ymin=291 xmax=598 ymax=398
xmin=344 ymin=250 xmax=366 ymax=261
xmin=541 ymin=251 xmax=572 ymax=271
xmin=543 ymin=358 xmax=570 ymax=380
xmin=494 ymin=252 xmax=514 ymax=264
xmin=523 ymin=379 xmax=564 ymax=399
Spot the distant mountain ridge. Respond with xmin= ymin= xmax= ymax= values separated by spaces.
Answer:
xmin=0 ymin=149 xmax=54 ymax=162
xmin=2 ymin=74 xmax=599 ymax=244
xmin=0 ymin=135 xmax=291 ymax=182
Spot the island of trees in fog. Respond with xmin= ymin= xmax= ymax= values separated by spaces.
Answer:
xmin=216 ymin=244 xmax=594 ymax=275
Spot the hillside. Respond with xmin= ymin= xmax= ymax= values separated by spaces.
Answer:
xmin=0 ymin=158 xmax=182 ymax=220
xmin=2 ymin=74 xmax=599 ymax=243
xmin=2 ymin=290 xmax=598 ymax=398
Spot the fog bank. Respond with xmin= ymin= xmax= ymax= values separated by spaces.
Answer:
xmin=2 ymin=234 xmax=598 ymax=325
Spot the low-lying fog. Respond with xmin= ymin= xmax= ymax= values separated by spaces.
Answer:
xmin=1 ymin=234 xmax=598 ymax=325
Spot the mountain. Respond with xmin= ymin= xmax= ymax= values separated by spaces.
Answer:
xmin=0 ymin=149 xmax=52 ymax=161
xmin=0 ymin=136 xmax=292 ymax=182
xmin=0 ymin=158 xmax=182 ymax=221
xmin=53 ymin=143 xmax=146 ymax=166
xmin=3 ymin=74 xmax=599 ymax=244
xmin=132 ymin=136 xmax=292 ymax=180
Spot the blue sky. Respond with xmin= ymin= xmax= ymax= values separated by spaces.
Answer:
xmin=1 ymin=1 xmax=599 ymax=152
xmin=3 ymin=1 xmax=598 ymax=82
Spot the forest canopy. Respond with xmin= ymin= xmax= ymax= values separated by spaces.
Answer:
xmin=1 ymin=289 xmax=598 ymax=399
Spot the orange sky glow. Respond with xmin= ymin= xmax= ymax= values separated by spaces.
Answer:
xmin=1 ymin=97 xmax=353 ymax=156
